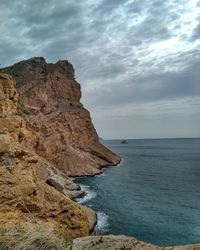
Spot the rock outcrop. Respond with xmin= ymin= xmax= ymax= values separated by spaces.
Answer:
xmin=1 ymin=57 xmax=120 ymax=176
xmin=0 ymin=72 xmax=95 ymax=238
xmin=67 ymin=235 xmax=200 ymax=250
xmin=46 ymin=169 xmax=84 ymax=200
xmin=69 ymin=235 xmax=162 ymax=250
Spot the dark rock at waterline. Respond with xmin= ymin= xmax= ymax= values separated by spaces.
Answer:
xmin=121 ymin=140 xmax=128 ymax=144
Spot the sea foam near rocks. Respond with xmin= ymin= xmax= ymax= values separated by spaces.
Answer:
xmin=76 ymin=184 xmax=97 ymax=204
xmin=95 ymin=212 xmax=109 ymax=232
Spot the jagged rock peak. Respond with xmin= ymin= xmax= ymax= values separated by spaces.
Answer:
xmin=21 ymin=56 xmax=46 ymax=63
xmin=1 ymin=57 xmax=75 ymax=87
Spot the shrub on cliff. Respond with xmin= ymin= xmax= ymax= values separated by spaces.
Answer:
xmin=0 ymin=223 xmax=72 ymax=250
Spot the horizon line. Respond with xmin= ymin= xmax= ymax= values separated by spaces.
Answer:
xmin=100 ymin=136 xmax=200 ymax=141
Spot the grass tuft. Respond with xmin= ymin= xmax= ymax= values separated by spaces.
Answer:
xmin=0 ymin=223 xmax=72 ymax=250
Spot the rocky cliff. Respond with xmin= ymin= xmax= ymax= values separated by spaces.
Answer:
xmin=0 ymin=65 xmax=199 ymax=250
xmin=1 ymin=57 xmax=120 ymax=176
xmin=0 ymin=72 xmax=95 ymax=237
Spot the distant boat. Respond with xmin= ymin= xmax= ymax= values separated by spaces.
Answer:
xmin=121 ymin=140 xmax=128 ymax=144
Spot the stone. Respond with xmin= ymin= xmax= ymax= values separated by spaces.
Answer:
xmin=0 ymin=134 xmax=10 ymax=153
xmin=0 ymin=73 xmax=18 ymax=117
xmin=68 ymin=235 xmax=200 ymax=250
xmin=68 ymin=235 xmax=162 ymax=250
xmin=46 ymin=169 xmax=85 ymax=200
xmin=82 ymin=206 xmax=97 ymax=232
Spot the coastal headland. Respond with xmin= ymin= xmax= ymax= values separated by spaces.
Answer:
xmin=0 ymin=58 xmax=199 ymax=249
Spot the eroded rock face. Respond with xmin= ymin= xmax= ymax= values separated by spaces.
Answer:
xmin=0 ymin=73 xmax=18 ymax=117
xmin=0 ymin=72 xmax=93 ymax=238
xmin=0 ymin=73 xmax=32 ymax=146
xmin=68 ymin=235 xmax=200 ymax=250
xmin=1 ymin=57 xmax=120 ymax=176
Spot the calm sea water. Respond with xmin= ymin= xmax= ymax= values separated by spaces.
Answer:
xmin=75 ymin=138 xmax=200 ymax=246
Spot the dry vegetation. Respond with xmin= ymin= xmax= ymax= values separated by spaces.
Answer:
xmin=0 ymin=223 xmax=72 ymax=250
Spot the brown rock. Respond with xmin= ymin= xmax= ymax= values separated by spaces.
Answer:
xmin=0 ymin=73 xmax=18 ymax=117
xmin=68 ymin=235 xmax=200 ymax=250
xmin=82 ymin=206 xmax=97 ymax=232
xmin=0 ymin=134 xmax=10 ymax=153
xmin=0 ymin=72 xmax=92 ymax=238
xmin=69 ymin=235 xmax=162 ymax=250
xmin=46 ymin=169 xmax=85 ymax=200
xmin=0 ymin=145 xmax=91 ymax=238
xmin=1 ymin=57 xmax=120 ymax=176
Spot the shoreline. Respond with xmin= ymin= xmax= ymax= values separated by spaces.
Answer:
xmin=73 ymin=158 xmax=123 ymax=234
xmin=69 ymin=157 xmax=123 ymax=178
xmin=72 ymin=155 xmax=200 ymax=248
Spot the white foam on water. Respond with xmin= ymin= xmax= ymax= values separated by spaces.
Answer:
xmin=95 ymin=212 xmax=109 ymax=232
xmin=76 ymin=184 xmax=97 ymax=204
xmin=118 ymin=157 xmax=124 ymax=166
xmin=97 ymin=172 xmax=107 ymax=177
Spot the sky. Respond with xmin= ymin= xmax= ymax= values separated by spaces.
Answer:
xmin=0 ymin=0 xmax=200 ymax=139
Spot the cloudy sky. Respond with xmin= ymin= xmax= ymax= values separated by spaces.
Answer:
xmin=1 ymin=0 xmax=200 ymax=139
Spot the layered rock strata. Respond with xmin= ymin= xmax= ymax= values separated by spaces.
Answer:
xmin=0 ymin=72 xmax=95 ymax=237
xmin=1 ymin=57 xmax=120 ymax=176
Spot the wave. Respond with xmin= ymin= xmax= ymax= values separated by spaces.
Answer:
xmin=118 ymin=157 xmax=124 ymax=166
xmin=95 ymin=212 xmax=109 ymax=232
xmin=96 ymin=172 xmax=107 ymax=177
xmin=76 ymin=184 xmax=97 ymax=204
xmin=75 ymin=184 xmax=109 ymax=232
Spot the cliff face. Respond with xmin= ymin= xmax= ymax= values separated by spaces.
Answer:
xmin=0 ymin=72 xmax=94 ymax=237
xmin=1 ymin=57 xmax=120 ymax=176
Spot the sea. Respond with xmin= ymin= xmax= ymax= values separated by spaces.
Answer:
xmin=75 ymin=138 xmax=200 ymax=246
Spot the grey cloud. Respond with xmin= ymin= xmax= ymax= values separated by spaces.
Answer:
xmin=126 ymin=0 xmax=146 ymax=14
xmin=133 ymin=21 xmax=171 ymax=43
xmin=86 ymin=63 xmax=127 ymax=79
xmin=0 ymin=0 xmax=200 ymax=138
xmin=191 ymin=23 xmax=200 ymax=41
xmin=83 ymin=59 xmax=200 ymax=107
xmin=126 ymin=0 xmax=180 ymax=44
xmin=95 ymin=0 xmax=128 ymax=15
xmin=0 ymin=42 xmax=26 ymax=67
xmin=13 ymin=0 xmax=82 ymax=25
xmin=0 ymin=0 xmax=185 ymax=67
